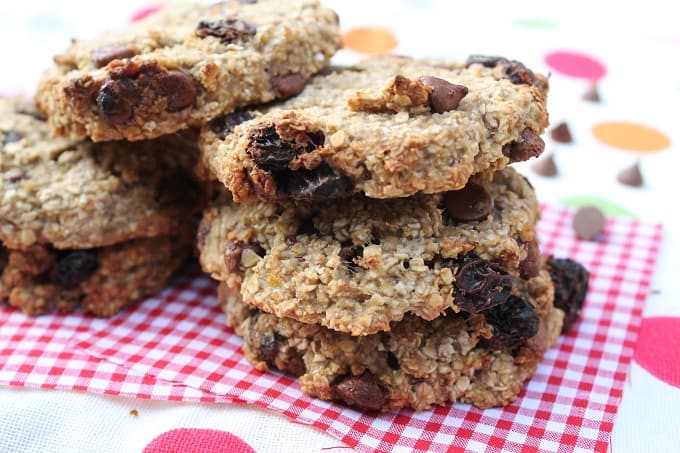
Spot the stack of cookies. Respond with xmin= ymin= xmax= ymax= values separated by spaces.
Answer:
xmin=1 ymin=0 xmax=340 ymax=316
xmin=1 ymin=0 xmax=590 ymax=411
xmin=196 ymin=56 xmax=590 ymax=410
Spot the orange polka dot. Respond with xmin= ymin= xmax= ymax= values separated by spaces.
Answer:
xmin=592 ymin=122 xmax=670 ymax=153
xmin=343 ymin=27 xmax=398 ymax=54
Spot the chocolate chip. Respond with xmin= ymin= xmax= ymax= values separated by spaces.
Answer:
xmin=4 ymin=168 xmax=26 ymax=182
xmin=546 ymin=256 xmax=589 ymax=332
xmin=209 ymin=110 xmax=253 ymax=139
xmin=519 ymin=239 xmax=541 ymax=280
xmin=272 ymin=73 xmax=305 ymax=98
xmin=287 ymin=164 xmax=352 ymax=201
xmin=258 ymin=332 xmax=285 ymax=367
xmin=617 ymin=161 xmax=643 ymax=187
xmin=224 ymin=241 xmax=265 ymax=272
xmin=332 ymin=372 xmax=387 ymax=411
xmin=50 ymin=250 xmax=98 ymax=288
xmin=443 ymin=182 xmax=494 ymax=223
xmin=153 ymin=70 xmax=197 ymax=112
xmin=2 ymin=131 xmax=22 ymax=145
xmin=91 ymin=43 xmax=136 ymax=68
xmin=582 ymin=84 xmax=601 ymax=102
xmin=196 ymin=18 xmax=256 ymax=43
xmin=465 ymin=55 xmax=536 ymax=85
xmin=248 ymin=126 xmax=299 ymax=170
xmin=96 ymin=77 xmax=138 ymax=125
xmin=530 ymin=152 xmax=558 ymax=177
xmin=418 ymin=76 xmax=468 ymax=113
xmin=453 ymin=258 xmax=513 ymax=313
xmin=550 ymin=122 xmax=573 ymax=143
xmin=502 ymin=128 xmax=545 ymax=163
xmin=572 ymin=206 xmax=605 ymax=241
xmin=482 ymin=296 xmax=540 ymax=350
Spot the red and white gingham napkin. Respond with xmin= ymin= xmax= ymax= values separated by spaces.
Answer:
xmin=0 ymin=204 xmax=663 ymax=453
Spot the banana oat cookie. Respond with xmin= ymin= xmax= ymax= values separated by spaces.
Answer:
xmin=1 ymin=98 xmax=199 ymax=316
xmin=0 ymin=236 xmax=190 ymax=317
xmin=199 ymin=55 xmax=548 ymax=202
xmin=198 ymin=168 xmax=545 ymax=335
xmin=220 ymin=275 xmax=564 ymax=411
xmin=1 ymin=98 xmax=201 ymax=250
xmin=35 ymin=0 xmax=340 ymax=142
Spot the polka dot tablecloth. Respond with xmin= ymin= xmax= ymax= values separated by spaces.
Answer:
xmin=1 ymin=1 xmax=678 ymax=452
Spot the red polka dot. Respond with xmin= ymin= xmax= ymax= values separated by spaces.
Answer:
xmin=544 ymin=51 xmax=606 ymax=80
xmin=130 ymin=4 xmax=164 ymax=23
xmin=143 ymin=428 xmax=256 ymax=453
xmin=633 ymin=316 xmax=680 ymax=388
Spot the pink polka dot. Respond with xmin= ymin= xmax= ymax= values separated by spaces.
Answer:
xmin=143 ymin=428 xmax=256 ymax=453
xmin=544 ymin=50 xmax=606 ymax=80
xmin=633 ymin=316 xmax=680 ymax=388
xmin=130 ymin=4 xmax=164 ymax=23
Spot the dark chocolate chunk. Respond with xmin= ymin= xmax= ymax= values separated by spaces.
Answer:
xmin=546 ymin=256 xmax=589 ymax=332
xmin=572 ymin=206 xmax=605 ymax=240
xmin=91 ymin=43 xmax=136 ymax=68
xmin=530 ymin=152 xmax=558 ymax=177
xmin=287 ymin=164 xmax=352 ymax=201
xmin=196 ymin=18 xmax=256 ymax=43
xmin=2 ymin=131 xmax=22 ymax=145
xmin=452 ymin=257 xmax=513 ymax=313
xmin=153 ymin=70 xmax=197 ymax=112
xmin=617 ymin=161 xmax=643 ymax=187
xmin=418 ymin=76 xmax=468 ymax=113
xmin=483 ymin=296 xmax=540 ymax=350
xmin=209 ymin=110 xmax=254 ymax=139
xmin=51 ymin=250 xmax=98 ymax=288
xmin=96 ymin=78 xmax=139 ymax=125
xmin=443 ymin=182 xmax=494 ymax=223
xmin=519 ymin=239 xmax=541 ymax=280
xmin=502 ymin=128 xmax=545 ymax=163
xmin=550 ymin=122 xmax=573 ymax=143
xmin=332 ymin=372 xmax=387 ymax=411
xmin=272 ymin=73 xmax=305 ymax=98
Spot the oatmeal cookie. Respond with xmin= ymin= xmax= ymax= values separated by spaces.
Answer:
xmin=198 ymin=168 xmax=546 ymax=335
xmin=1 ymin=98 xmax=201 ymax=250
xmin=199 ymin=55 xmax=548 ymax=202
xmin=220 ymin=274 xmax=564 ymax=411
xmin=35 ymin=0 xmax=340 ymax=142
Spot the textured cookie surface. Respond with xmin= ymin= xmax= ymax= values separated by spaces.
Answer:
xmin=1 ymin=98 xmax=201 ymax=250
xmin=200 ymin=56 xmax=548 ymax=201
xmin=198 ymin=168 xmax=544 ymax=335
xmin=221 ymin=275 xmax=563 ymax=411
xmin=0 ymin=236 xmax=190 ymax=317
xmin=35 ymin=0 xmax=340 ymax=141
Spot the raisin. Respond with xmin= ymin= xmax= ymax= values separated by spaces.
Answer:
xmin=96 ymin=77 xmax=139 ymax=124
xmin=286 ymin=164 xmax=352 ymax=201
xmin=449 ymin=256 xmax=513 ymax=313
xmin=50 ymin=250 xmax=98 ymax=288
xmin=483 ymin=296 xmax=540 ymax=350
xmin=332 ymin=372 xmax=387 ymax=411
xmin=546 ymin=256 xmax=589 ymax=332
xmin=209 ymin=110 xmax=253 ymax=139
xmin=196 ymin=18 xmax=256 ymax=43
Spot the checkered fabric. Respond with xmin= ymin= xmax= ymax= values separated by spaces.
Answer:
xmin=0 ymin=204 xmax=663 ymax=453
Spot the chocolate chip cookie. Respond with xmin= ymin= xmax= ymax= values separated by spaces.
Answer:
xmin=198 ymin=167 xmax=545 ymax=335
xmin=35 ymin=0 xmax=341 ymax=141
xmin=1 ymin=98 xmax=199 ymax=315
xmin=199 ymin=55 xmax=548 ymax=202
xmin=220 ymin=272 xmax=564 ymax=411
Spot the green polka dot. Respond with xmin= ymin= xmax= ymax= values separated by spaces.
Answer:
xmin=512 ymin=18 xmax=558 ymax=30
xmin=560 ymin=196 xmax=638 ymax=219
